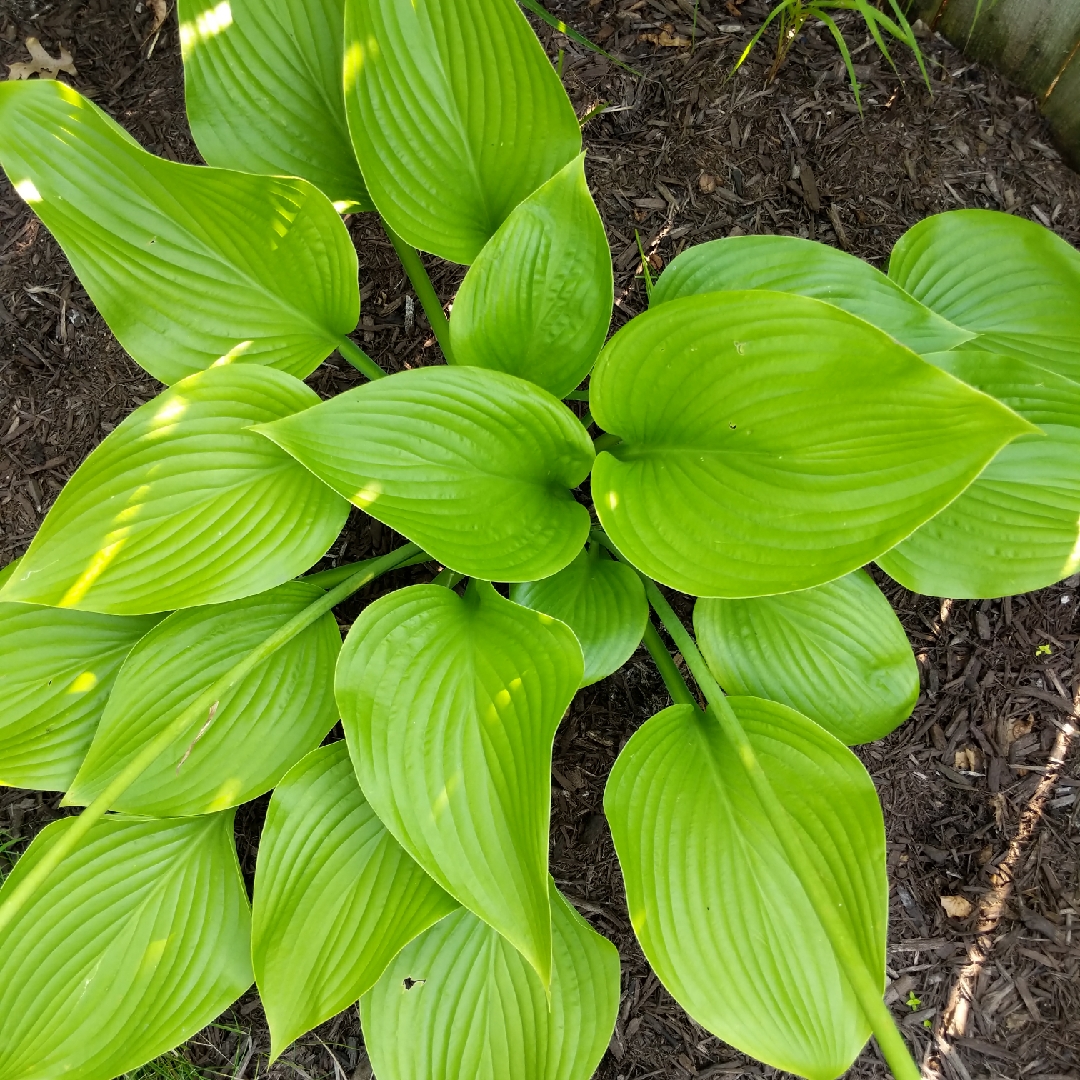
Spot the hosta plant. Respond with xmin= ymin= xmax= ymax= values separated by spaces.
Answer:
xmin=1 ymin=1 xmax=1078 ymax=1079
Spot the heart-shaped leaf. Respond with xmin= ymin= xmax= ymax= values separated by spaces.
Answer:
xmin=879 ymin=347 xmax=1080 ymax=597
xmin=653 ymin=234 xmax=969 ymax=355
xmin=449 ymin=154 xmax=612 ymax=397
xmin=590 ymin=290 xmax=1034 ymax=597
xmin=605 ymin=698 xmax=887 ymax=1080
xmin=694 ymin=571 xmax=918 ymax=744
xmin=0 ymin=78 xmax=359 ymax=385
xmin=253 ymin=743 xmax=457 ymax=1059
xmin=0 ymin=366 xmax=349 ymax=614
xmin=179 ymin=0 xmax=373 ymax=211
xmin=361 ymin=882 xmax=619 ymax=1080
xmin=0 ymin=604 xmax=160 ymax=791
xmin=511 ymin=543 xmax=647 ymax=687
xmin=889 ymin=209 xmax=1080 ymax=382
xmin=343 ymin=0 xmax=581 ymax=263
xmin=258 ymin=365 xmax=593 ymax=583
xmin=336 ymin=580 xmax=583 ymax=984
xmin=0 ymin=811 xmax=251 ymax=1080
xmin=64 ymin=581 xmax=341 ymax=816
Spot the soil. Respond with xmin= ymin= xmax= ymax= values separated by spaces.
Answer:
xmin=1 ymin=2 xmax=1079 ymax=1079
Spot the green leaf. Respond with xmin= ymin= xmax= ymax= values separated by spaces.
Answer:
xmin=448 ymin=154 xmax=612 ymax=398
xmin=179 ymin=0 xmax=373 ymax=211
xmin=253 ymin=743 xmax=457 ymax=1059
xmin=343 ymin=0 xmax=581 ymax=263
xmin=336 ymin=580 xmax=583 ymax=984
xmin=605 ymin=698 xmax=887 ymax=1080
xmin=0 ymin=78 xmax=359 ymax=385
xmin=258 ymin=366 xmax=593 ymax=583
xmin=694 ymin=570 xmax=918 ymax=744
xmin=361 ymin=882 xmax=619 ymax=1080
xmin=511 ymin=544 xmax=647 ymax=687
xmin=590 ymin=290 xmax=1034 ymax=597
xmin=889 ymin=209 xmax=1080 ymax=382
xmin=0 ymin=366 xmax=349 ymax=614
xmin=652 ymin=234 xmax=969 ymax=355
xmin=0 ymin=811 xmax=251 ymax=1080
xmin=64 ymin=581 xmax=341 ymax=816
xmin=878 ymin=347 xmax=1080 ymax=597
xmin=0 ymin=605 xmax=160 ymax=791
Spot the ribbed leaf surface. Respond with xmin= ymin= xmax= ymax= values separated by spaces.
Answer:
xmin=0 ymin=367 xmax=349 ymax=614
xmin=336 ymin=581 xmax=583 ymax=984
xmin=0 ymin=604 xmax=160 ymax=790
xmin=0 ymin=79 xmax=358 ymax=385
xmin=879 ymin=347 xmax=1080 ymax=597
xmin=362 ymin=883 xmax=619 ymax=1080
xmin=605 ymin=699 xmax=886 ymax=1080
xmin=343 ymin=0 xmax=581 ymax=263
xmin=449 ymin=154 xmax=612 ymax=397
xmin=511 ymin=544 xmax=647 ymax=687
xmin=694 ymin=571 xmax=918 ymax=744
xmin=259 ymin=366 xmax=593 ymax=583
xmin=253 ymin=743 xmax=457 ymax=1059
xmin=65 ymin=582 xmax=340 ymax=816
xmin=0 ymin=812 xmax=252 ymax=1080
xmin=889 ymin=209 xmax=1080 ymax=381
xmin=179 ymin=0 xmax=373 ymax=210
xmin=590 ymin=290 xmax=1033 ymax=597
xmin=653 ymin=234 xmax=968 ymax=355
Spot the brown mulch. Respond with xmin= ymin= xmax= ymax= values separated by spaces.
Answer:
xmin=1 ymin=1 xmax=1079 ymax=1079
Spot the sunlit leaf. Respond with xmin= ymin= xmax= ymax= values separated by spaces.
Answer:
xmin=0 ymin=812 xmax=251 ymax=1080
xmin=695 ymin=571 xmax=918 ymax=744
xmin=343 ymin=0 xmax=581 ymax=263
xmin=258 ymin=366 xmax=593 ymax=583
xmin=511 ymin=543 xmax=647 ymax=686
xmin=449 ymin=154 xmax=612 ymax=397
xmin=0 ymin=78 xmax=359 ymax=385
xmin=653 ymin=234 xmax=969 ymax=355
xmin=64 ymin=581 xmax=340 ymax=816
xmin=590 ymin=290 xmax=1034 ymax=597
xmin=336 ymin=580 xmax=583 ymax=984
xmin=0 ymin=604 xmax=160 ymax=790
xmin=0 ymin=366 xmax=349 ymax=614
xmin=253 ymin=743 xmax=457 ymax=1059
xmin=179 ymin=0 xmax=373 ymax=210
xmin=605 ymin=698 xmax=886 ymax=1080
xmin=361 ymin=882 xmax=619 ymax=1080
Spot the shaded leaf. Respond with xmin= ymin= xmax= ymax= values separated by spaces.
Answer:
xmin=0 ymin=604 xmax=160 ymax=791
xmin=343 ymin=0 xmax=581 ymax=263
xmin=695 ymin=570 xmax=918 ymax=744
xmin=362 ymin=882 xmax=619 ymax=1080
xmin=590 ymin=290 xmax=1033 ymax=597
xmin=449 ymin=153 xmax=612 ymax=398
xmin=511 ymin=544 xmax=647 ymax=687
xmin=0 ymin=812 xmax=251 ymax=1080
xmin=0 ymin=78 xmax=358 ymax=384
xmin=258 ymin=366 xmax=592 ymax=583
xmin=65 ymin=581 xmax=341 ymax=816
xmin=336 ymin=580 xmax=583 ymax=984
xmin=0 ymin=366 xmax=349 ymax=614
xmin=253 ymin=743 xmax=457 ymax=1059
xmin=605 ymin=698 xmax=886 ymax=1080
xmin=179 ymin=0 xmax=373 ymax=210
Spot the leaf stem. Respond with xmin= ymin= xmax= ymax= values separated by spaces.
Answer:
xmin=641 ymin=621 xmax=696 ymax=707
xmin=302 ymin=549 xmax=431 ymax=589
xmin=336 ymin=335 xmax=387 ymax=381
xmin=0 ymin=542 xmax=421 ymax=937
xmin=593 ymin=432 xmax=621 ymax=453
xmin=640 ymin=578 xmax=919 ymax=1080
xmin=382 ymin=222 xmax=455 ymax=363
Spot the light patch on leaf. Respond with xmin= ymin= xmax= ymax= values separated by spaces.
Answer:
xmin=179 ymin=1 xmax=233 ymax=54
xmin=6 ymin=38 xmax=77 ymax=80
xmin=939 ymin=895 xmax=973 ymax=918
xmin=67 ymin=671 xmax=98 ymax=694
xmin=14 ymin=178 xmax=41 ymax=203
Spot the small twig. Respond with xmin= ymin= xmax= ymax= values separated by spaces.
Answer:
xmin=176 ymin=700 xmax=219 ymax=773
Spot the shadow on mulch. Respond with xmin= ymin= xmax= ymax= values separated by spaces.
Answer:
xmin=1 ymin=1 xmax=1078 ymax=1078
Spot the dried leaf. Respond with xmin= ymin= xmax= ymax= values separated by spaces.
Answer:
xmin=940 ymin=894 xmax=974 ymax=918
xmin=639 ymin=24 xmax=691 ymax=47
xmin=148 ymin=0 xmax=168 ymax=35
xmin=6 ymin=37 xmax=77 ymax=80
